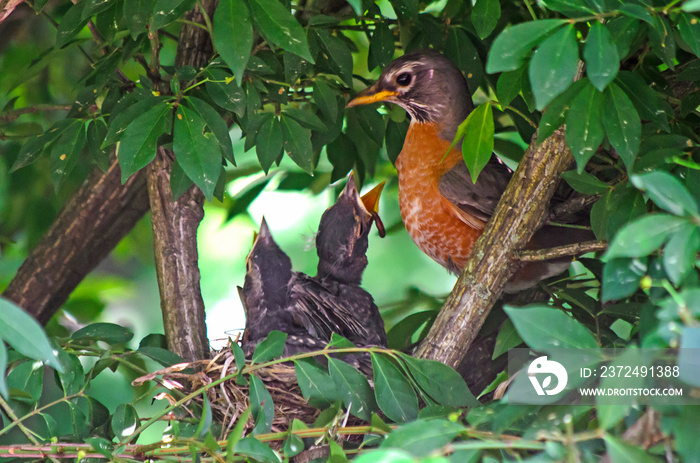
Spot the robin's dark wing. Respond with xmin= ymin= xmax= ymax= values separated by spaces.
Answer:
xmin=438 ymin=156 xmax=512 ymax=228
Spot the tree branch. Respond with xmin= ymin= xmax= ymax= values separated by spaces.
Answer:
xmin=3 ymin=158 xmax=150 ymax=324
xmin=415 ymin=130 xmax=574 ymax=369
xmin=146 ymin=1 xmax=216 ymax=362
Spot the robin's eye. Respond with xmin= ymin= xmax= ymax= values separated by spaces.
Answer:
xmin=396 ymin=72 xmax=412 ymax=86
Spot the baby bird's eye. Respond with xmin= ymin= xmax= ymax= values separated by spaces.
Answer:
xmin=396 ymin=72 xmax=412 ymax=86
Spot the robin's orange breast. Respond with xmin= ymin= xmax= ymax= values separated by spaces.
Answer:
xmin=395 ymin=122 xmax=484 ymax=271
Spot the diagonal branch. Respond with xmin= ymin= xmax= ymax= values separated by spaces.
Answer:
xmin=415 ymin=129 xmax=574 ymax=369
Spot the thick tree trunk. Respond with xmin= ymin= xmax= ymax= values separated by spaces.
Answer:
xmin=3 ymin=161 xmax=150 ymax=324
xmin=147 ymin=1 xmax=215 ymax=362
xmin=415 ymin=130 xmax=574 ymax=369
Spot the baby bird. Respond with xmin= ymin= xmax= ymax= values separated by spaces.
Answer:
xmin=239 ymin=176 xmax=387 ymax=361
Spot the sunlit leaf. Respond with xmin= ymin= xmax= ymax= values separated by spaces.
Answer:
xmin=461 ymin=102 xmax=494 ymax=182
xmin=486 ymin=20 xmax=567 ymax=73
xmin=604 ymin=214 xmax=686 ymax=260
xmin=504 ymin=305 xmax=598 ymax=350
xmin=371 ymin=353 xmax=418 ymax=423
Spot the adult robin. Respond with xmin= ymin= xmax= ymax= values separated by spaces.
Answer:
xmin=240 ymin=177 xmax=387 ymax=361
xmin=348 ymin=50 xmax=590 ymax=291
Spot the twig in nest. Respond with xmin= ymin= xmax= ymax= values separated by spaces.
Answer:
xmin=516 ymin=240 xmax=608 ymax=262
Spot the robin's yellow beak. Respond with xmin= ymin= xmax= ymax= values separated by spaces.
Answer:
xmin=347 ymin=85 xmax=398 ymax=107
xmin=360 ymin=181 xmax=385 ymax=214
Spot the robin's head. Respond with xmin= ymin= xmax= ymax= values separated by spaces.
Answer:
xmin=243 ymin=218 xmax=293 ymax=313
xmin=316 ymin=176 xmax=385 ymax=285
xmin=347 ymin=50 xmax=473 ymax=140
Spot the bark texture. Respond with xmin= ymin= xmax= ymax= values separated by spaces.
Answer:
xmin=3 ymin=161 xmax=150 ymax=324
xmin=146 ymin=1 xmax=216 ymax=362
xmin=415 ymin=130 xmax=574 ymax=369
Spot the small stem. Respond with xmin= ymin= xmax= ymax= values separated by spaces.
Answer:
xmin=0 ymin=105 xmax=72 ymax=123
xmin=516 ymin=240 xmax=607 ymax=262
xmin=196 ymin=0 xmax=215 ymax=37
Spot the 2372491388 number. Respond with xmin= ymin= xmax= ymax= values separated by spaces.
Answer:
xmin=599 ymin=365 xmax=680 ymax=378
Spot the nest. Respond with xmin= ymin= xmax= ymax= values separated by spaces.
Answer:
xmin=134 ymin=347 xmax=322 ymax=435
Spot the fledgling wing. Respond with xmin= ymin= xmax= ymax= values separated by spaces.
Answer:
xmin=438 ymin=156 xmax=512 ymax=229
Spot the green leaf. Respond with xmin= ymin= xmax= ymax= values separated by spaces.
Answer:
xmin=234 ymin=437 xmax=280 ymax=462
xmin=630 ymin=171 xmax=700 ymax=217
xmin=496 ymin=66 xmax=526 ymax=109
xmin=354 ymin=449 xmax=414 ymax=463
xmin=381 ymin=419 xmax=464 ymax=457
xmin=315 ymin=30 xmax=353 ymax=86
xmin=615 ymin=72 xmax=668 ymax=131
xmin=283 ymin=108 xmax=326 ymax=132
xmin=103 ymin=96 xmax=163 ymax=148
xmin=604 ymin=214 xmax=686 ymax=260
xmin=604 ymin=435 xmax=657 ymax=463
xmin=151 ymin=0 xmax=192 ymax=30
xmin=561 ymin=170 xmax=610 ymax=195
xmin=461 ymin=102 xmax=494 ymax=182
xmin=486 ymin=19 xmax=567 ymax=73
xmin=371 ymin=353 xmax=418 ymax=423
xmin=0 ymin=343 xmax=7 ymax=398
xmin=444 ymin=27 xmax=484 ymax=93
xmin=226 ymin=407 xmax=251 ymax=462
xmin=327 ymin=357 xmax=377 ymax=421
xmin=649 ymin=15 xmax=676 ymax=69
xmin=138 ymin=346 xmax=186 ymax=367
xmin=50 ymin=121 xmax=85 ymax=192
xmin=247 ymin=0 xmax=314 ymax=63
xmin=117 ymin=102 xmax=171 ymax=182
xmin=471 ymin=0 xmax=500 ymax=39
xmin=663 ymin=223 xmax=700 ymax=286
xmin=205 ymin=69 xmax=246 ymax=117
xmin=56 ymin=1 xmax=89 ymax=48
xmin=565 ymin=81 xmax=605 ymax=171
xmin=280 ymin=115 xmax=314 ymax=173
xmin=186 ymin=96 xmax=235 ymax=166
xmin=56 ymin=349 xmax=85 ymax=395
xmin=607 ymin=16 xmax=641 ymax=59
xmin=492 ymin=318 xmax=523 ymax=359
xmin=111 ymin=404 xmax=139 ymax=438
xmin=87 ymin=119 xmax=110 ymax=171
xmin=85 ymin=437 xmax=114 ymax=459
xmin=602 ymin=257 xmax=648 ymax=302
xmin=7 ymin=361 xmax=43 ymax=403
xmin=537 ymin=79 xmax=586 ymax=143
xmin=529 ymin=24 xmax=579 ymax=110
xmin=252 ymin=330 xmax=287 ymax=363
xmin=683 ymin=0 xmax=700 ymax=12
xmin=196 ymin=393 xmax=213 ymax=437
xmin=313 ymin=80 xmax=339 ymax=122
xmin=294 ymin=358 xmax=339 ymax=408
xmin=123 ymin=0 xmax=151 ymax=38
xmin=504 ymin=305 xmax=599 ymax=350
xmin=249 ymin=375 xmax=275 ymax=435
xmin=213 ymin=0 xmax=253 ymax=85
xmin=0 ymin=298 xmax=63 ymax=371
xmin=618 ymin=3 xmax=654 ymax=24
xmin=11 ymin=119 xmax=76 ymax=172
xmin=72 ymin=322 xmax=134 ymax=344
xmin=173 ymin=105 xmax=222 ymax=200
xmin=255 ymin=115 xmax=283 ymax=173
xmin=584 ymin=21 xmax=619 ymax=92
xmin=368 ymin=22 xmax=394 ymax=71
xmin=399 ymin=354 xmax=478 ymax=408
xmin=603 ymin=83 xmax=641 ymax=171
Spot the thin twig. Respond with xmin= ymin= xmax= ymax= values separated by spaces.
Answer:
xmin=0 ymin=105 xmax=72 ymax=122
xmin=516 ymin=240 xmax=607 ymax=262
